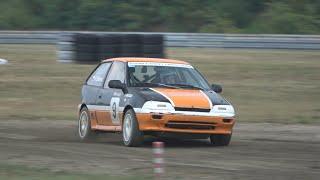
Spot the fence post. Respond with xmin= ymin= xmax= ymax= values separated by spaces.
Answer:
xmin=153 ymin=141 xmax=164 ymax=178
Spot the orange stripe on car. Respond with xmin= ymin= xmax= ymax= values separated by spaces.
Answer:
xmin=151 ymin=88 xmax=212 ymax=109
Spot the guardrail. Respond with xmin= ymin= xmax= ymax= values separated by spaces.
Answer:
xmin=0 ymin=31 xmax=58 ymax=44
xmin=165 ymin=33 xmax=320 ymax=49
xmin=1 ymin=31 xmax=320 ymax=49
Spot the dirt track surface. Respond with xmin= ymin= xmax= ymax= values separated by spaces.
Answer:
xmin=0 ymin=120 xmax=319 ymax=179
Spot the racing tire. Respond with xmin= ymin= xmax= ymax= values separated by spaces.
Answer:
xmin=58 ymin=42 xmax=75 ymax=51
xmin=78 ymin=107 xmax=98 ymax=141
xmin=75 ymin=52 xmax=98 ymax=63
xmin=143 ymin=53 xmax=164 ymax=58
xmin=75 ymin=44 xmax=97 ymax=53
xmin=98 ymin=44 xmax=121 ymax=59
xmin=143 ymin=45 xmax=164 ymax=54
xmin=121 ymin=34 xmax=142 ymax=44
xmin=58 ymin=51 xmax=75 ymax=60
xmin=98 ymin=34 xmax=122 ymax=44
xmin=209 ymin=134 xmax=232 ymax=146
xmin=74 ymin=33 xmax=98 ymax=44
xmin=121 ymin=44 xmax=143 ymax=54
xmin=142 ymin=35 xmax=163 ymax=44
xmin=98 ymin=44 xmax=121 ymax=54
xmin=122 ymin=109 xmax=144 ymax=147
xmin=59 ymin=33 xmax=75 ymax=42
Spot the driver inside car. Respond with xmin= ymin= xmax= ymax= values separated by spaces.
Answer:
xmin=160 ymin=71 xmax=179 ymax=84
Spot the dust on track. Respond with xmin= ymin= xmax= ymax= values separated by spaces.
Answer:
xmin=0 ymin=120 xmax=319 ymax=180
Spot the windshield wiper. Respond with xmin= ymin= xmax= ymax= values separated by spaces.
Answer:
xmin=168 ymin=84 xmax=204 ymax=90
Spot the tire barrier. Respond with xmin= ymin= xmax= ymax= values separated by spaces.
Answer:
xmin=142 ymin=35 xmax=164 ymax=58
xmin=58 ymin=33 xmax=165 ymax=63
xmin=74 ymin=33 xmax=98 ymax=63
xmin=120 ymin=34 xmax=143 ymax=57
xmin=98 ymin=34 xmax=122 ymax=60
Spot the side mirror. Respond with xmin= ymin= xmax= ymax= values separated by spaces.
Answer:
xmin=108 ymin=80 xmax=127 ymax=93
xmin=211 ymin=84 xmax=222 ymax=93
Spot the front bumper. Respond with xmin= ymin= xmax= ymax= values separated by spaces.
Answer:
xmin=136 ymin=113 xmax=235 ymax=134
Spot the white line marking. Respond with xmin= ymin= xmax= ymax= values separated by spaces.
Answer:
xmin=87 ymin=105 xmax=111 ymax=111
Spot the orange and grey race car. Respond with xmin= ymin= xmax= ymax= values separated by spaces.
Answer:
xmin=78 ymin=58 xmax=235 ymax=146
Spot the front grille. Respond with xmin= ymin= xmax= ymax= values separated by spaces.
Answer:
xmin=174 ymin=107 xmax=210 ymax=112
xmin=165 ymin=121 xmax=216 ymax=130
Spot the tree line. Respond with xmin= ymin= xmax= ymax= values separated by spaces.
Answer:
xmin=0 ymin=0 xmax=319 ymax=34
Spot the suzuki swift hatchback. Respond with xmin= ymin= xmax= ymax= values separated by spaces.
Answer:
xmin=78 ymin=58 xmax=235 ymax=146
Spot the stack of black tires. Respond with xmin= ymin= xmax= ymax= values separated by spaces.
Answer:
xmin=74 ymin=33 xmax=98 ymax=63
xmin=142 ymin=34 xmax=164 ymax=58
xmin=120 ymin=34 xmax=143 ymax=57
xmin=98 ymin=34 xmax=122 ymax=60
xmin=58 ymin=33 xmax=164 ymax=64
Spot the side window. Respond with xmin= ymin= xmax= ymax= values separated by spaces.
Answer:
xmin=87 ymin=63 xmax=111 ymax=87
xmin=104 ymin=61 xmax=126 ymax=88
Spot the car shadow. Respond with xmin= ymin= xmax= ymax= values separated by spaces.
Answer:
xmin=105 ymin=134 xmax=223 ymax=148
xmin=141 ymin=136 xmax=216 ymax=148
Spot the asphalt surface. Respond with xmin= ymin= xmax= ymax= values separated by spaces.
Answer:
xmin=0 ymin=120 xmax=319 ymax=179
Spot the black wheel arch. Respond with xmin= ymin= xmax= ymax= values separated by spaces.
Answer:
xmin=122 ymin=105 xmax=134 ymax=125
xmin=79 ymin=104 xmax=88 ymax=113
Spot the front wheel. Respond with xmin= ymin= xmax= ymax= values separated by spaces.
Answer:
xmin=78 ymin=107 xmax=97 ymax=141
xmin=210 ymin=134 xmax=232 ymax=146
xmin=122 ymin=109 xmax=144 ymax=147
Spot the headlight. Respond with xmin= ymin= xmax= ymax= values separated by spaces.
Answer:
xmin=141 ymin=101 xmax=174 ymax=113
xmin=210 ymin=105 xmax=235 ymax=117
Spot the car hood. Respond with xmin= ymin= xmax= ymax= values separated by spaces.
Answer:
xmin=129 ymin=87 xmax=230 ymax=109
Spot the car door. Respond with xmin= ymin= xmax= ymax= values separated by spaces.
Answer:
xmin=82 ymin=62 xmax=112 ymax=121
xmin=96 ymin=61 xmax=126 ymax=126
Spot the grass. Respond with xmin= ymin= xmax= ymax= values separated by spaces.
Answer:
xmin=169 ymin=48 xmax=320 ymax=124
xmin=0 ymin=164 xmax=145 ymax=180
xmin=0 ymin=45 xmax=95 ymax=120
xmin=0 ymin=45 xmax=319 ymax=124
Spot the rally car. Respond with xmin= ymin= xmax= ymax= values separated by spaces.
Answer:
xmin=78 ymin=58 xmax=235 ymax=146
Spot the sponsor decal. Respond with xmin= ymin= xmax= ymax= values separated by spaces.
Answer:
xmin=218 ymin=107 xmax=227 ymax=110
xmin=128 ymin=62 xmax=193 ymax=68
xmin=112 ymin=102 xmax=117 ymax=119
xmin=110 ymin=97 xmax=120 ymax=124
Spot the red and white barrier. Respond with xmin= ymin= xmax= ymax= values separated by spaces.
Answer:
xmin=153 ymin=141 xmax=164 ymax=178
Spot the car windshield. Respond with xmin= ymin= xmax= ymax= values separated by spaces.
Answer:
xmin=127 ymin=62 xmax=211 ymax=90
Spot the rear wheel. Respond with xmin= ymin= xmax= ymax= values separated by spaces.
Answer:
xmin=210 ymin=134 xmax=232 ymax=146
xmin=78 ymin=107 xmax=97 ymax=141
xmin=122 ymin=109 xmax=143 ymax=147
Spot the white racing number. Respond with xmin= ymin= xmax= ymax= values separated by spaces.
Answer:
xmin=110 ymin=97 xmax=120 ymax=124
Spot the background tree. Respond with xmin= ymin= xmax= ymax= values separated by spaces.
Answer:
xmin=0 ymin=0 xmax=319 ymax=34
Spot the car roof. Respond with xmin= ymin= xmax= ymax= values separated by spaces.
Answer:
xmin=102 ymin=57 xmax=190 ymax=65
